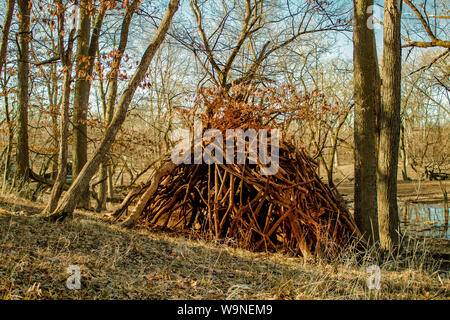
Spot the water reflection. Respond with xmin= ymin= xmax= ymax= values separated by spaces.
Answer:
xmin=347 ymin=202 xmax=449 ymax=239
xmin=400 ymin=202 xmax=449 ymax=240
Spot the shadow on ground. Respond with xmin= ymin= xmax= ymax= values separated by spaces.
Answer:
xmin=0 ymin=195 xmax=448 ymax=299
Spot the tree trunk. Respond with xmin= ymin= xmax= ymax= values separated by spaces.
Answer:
xmin=352 ymin=0 xmax=380 ymax=243
xmin=43 ymin=0 xmax=76 ymax=216
xmin=96 ymin=163 xmax=108 ymax=212
xmin=47 ymin=0 xmax=180 ymax=220
xmin=44 ymin=62 xmax=73 ymax=214
xmin=377 ymin=0 xmax=402 ymax=250
xmin=16 ymin=0 xmax=31 ymax=182
xmin=400 ymin=122 xmax=408 ymax=180
xmin=48 ymin=61 xmax=60 ymax=180
xmin=0 ymin=0 xmax=16 ymax=190
xmin=0 ymin=0 xmax=15 ymax=72
xmin=328 ymin=115 xmax=349 ymax=188
xmin=51 ymin=103 xmax=59 ymax=180
xmin=107 ymin=165 xmax=114 ymax=199
xmin=2 ymin=94 xmax=13 ymax=191
xmin=97 ymin=0 xmax=139 ymax=212
xmin=72 ymin=0 xmax=92 ymax=209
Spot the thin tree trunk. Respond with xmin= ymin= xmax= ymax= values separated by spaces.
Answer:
xmin=0 ymin=0 xmax=15 ymax=73
xmin=47 ymin=61 xmax=60 ymax=180
xmin=51 ymin=103 xmax=59 ymax=179
xmin=16 ymin=0 xmax=31 ymax=182
xmin=1 ymin=0 xmax=16 ymax=190
xmin=43 ymin=1 xmax=76 ymax=215
xmin=96 ymin=75 xmax=108 ymax=211
xmin=377 ymin=0 xmax=402 ymax=250
xmin=47 ymin=0 xmax=180 ymax=220
xmin=2 ymin=94 xmax=13 ymax=191
xmin=107 ymin=165 xmax=114 ymax=199
xmin=400 ymin=122 xmax=409 ymax=180
xmin=353 ymin=0 xmax=380 ymax=243
xmin=44 ymin=63 xmax=73 ymax=213
xmin=97 ymin=0 xmax=139 ymax=212
xmin=440 ymin=181 xmax=448 ymax=238
xmin=328 ymin=113 xmax=350 ymax=188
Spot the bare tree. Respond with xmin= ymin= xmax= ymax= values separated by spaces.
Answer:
xmin=277 ymin=42 xmax=355 ymax=187
xmin=96 ymin=0 xmax=139 ymax=212
xmin=44 ymin=0 xmax=77 ymax=214
xmin=402 ymin=0 xmax=449 ymax=48
xmin=45 ymin=0 xmax=180 ymax=221
xmin=72 ymin=0 xmax=107 ymax=209
xmin=352 ymin=0 xmax=380 ymax=243
xmin=178 ymin=0 xmax=350 ymax=90
xmin=402 ymin=52 xmax=449 ymax=177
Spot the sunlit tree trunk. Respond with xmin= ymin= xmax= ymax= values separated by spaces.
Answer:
xmin=353 ymin=0 xmax=380 ymax=243
xmin=72 ymin=0 xmax=92 ymax=209
xmin=377 ymin=0 xmax=402 ymax=250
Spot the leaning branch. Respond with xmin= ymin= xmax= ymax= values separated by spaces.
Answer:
xmin=0 ymin=0 xmax=16 ymax=72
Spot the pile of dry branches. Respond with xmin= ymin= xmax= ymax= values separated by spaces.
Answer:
xmin=113 ymin=141 xmax=360 ymax=258
xmin=113 ymin=85 xmax=362 ymax=257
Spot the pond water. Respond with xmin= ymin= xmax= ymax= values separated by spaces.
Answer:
xmin=399 ymin=202 xmax=449 ymax=240
xmin=347 ymin=202 xmax=449 ymax=240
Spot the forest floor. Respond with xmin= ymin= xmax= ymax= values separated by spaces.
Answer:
xmin=0 ymin=194 xmax=449 ymax=300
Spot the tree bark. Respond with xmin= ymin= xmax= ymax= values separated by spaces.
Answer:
xmin=377 ymin=0 xmax=402 ymax=250
xmin=16 ymin=0 xmax=31 ymax=182
xmin=353 ymin=0 xmax=380 ymax=243
xmin=48 ymin=0 xmax=180 ymax=220
xmin=72 ymin=0 xmax=93 ymax=209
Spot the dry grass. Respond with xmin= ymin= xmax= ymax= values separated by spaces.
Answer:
xmin=0 ymin=195 xmax=449 ymax=300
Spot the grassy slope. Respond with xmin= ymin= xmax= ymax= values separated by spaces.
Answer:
xmin=0 ymin=195 xmax=449 ymax=300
